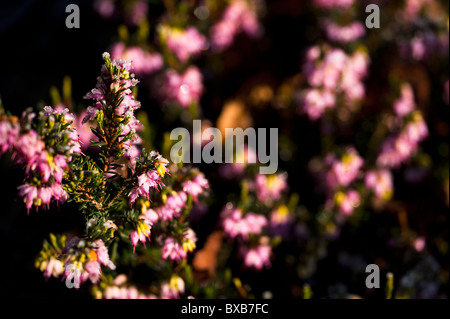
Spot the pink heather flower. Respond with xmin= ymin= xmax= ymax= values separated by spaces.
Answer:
xmin=182 ymin=173 xmax=209 ymax=201
xmin=335 ymin=189 xmax=360 ymax=215
xmin=111 ymin=43 xmax=163 ymax=77
xmin=160 ymin=275 xmax=185 ymax=299
xmin=162 ymin=237 xmax=187 ymax=263
xmin=104 ymin=285 xmax=157 ymax=299
xmin=414 ymin=237 xmax=426 ymax=252
xmin=43 ymin=258 xmax=64 ymax=280
xmin=254 ymin=173 xmax=288 ymax=203
xmin=93 ymin=239 xmax=116 ymax=269
xmin=0 ymin=120 xmax=19 ymax=154
xmin=222 ymin=207 xmax=250 ymax=239
xmin=329 ymin=147 xmax=364 ymax=187
xmin=85 ymin=261 xmax=102 ymax=284
xmin=241 ymin=244 xmax=272 ymax=271
xmin=403 ymin=116 xmax=428 ymax=144
xmin=51 ymin=182 xmax=69 ymax=204
xmin=67 ymin=129 xmax=82 ymax=155
xmin=17 ymin=184 xmax=38 ymax=213
xmin=313 ymin=0 xmax=354 ymax=9
xmin=130 ymin=231 xmax=141 ymax=252
xmin=154 ymin=191 xmax=188 ymax=221
xmin=129 ymin=169 xmax=162 ymax=203
xmin=300 ymin=46 xmax=368 ymax=120
xmin=323 ymin=20 xmax=365 ymax=43
xmin=94 ymin=0 xmax=115 ymax=19
xmin=144 ymin=208 xmax=159 ymax=225
xmin=243 ymin=213 xmax=268 ymax=235
xmin=301 ymin=89 xmax=336 ymax=120
xmin=164 ymin=27 xmax=207 ymax=63
xmin=365 ymin=169 xmax=393 ymax=200
xmin=210 ymin=0 xmax=262 ymax=52
xmin=377 ymin=113 xmax=428 ymax=168
xmin=15 ymin=130 xmax=45 ymax=160
xmin=394 ymin=83 xmax=415 ymax=117
xmin=161 ymin=67 xmax=203 ymax=108
xmin=221 ymin=206 xmax=267 ymax=239
xmin=38 ymin=187 xmax=53 ymax=209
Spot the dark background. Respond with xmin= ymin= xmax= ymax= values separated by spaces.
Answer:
xmin=0 ymin=0 xmax=448 ymax=299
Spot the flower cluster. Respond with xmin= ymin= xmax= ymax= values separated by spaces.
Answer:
xmin=62 ymin=237 xmax=116 ymax=286
xmin=35 ymin=234 xmax=116 ymax=288
xmin=222 ymin=207 xmax=268 ymax=240
xmin=321 ymin=20 xmax=365 ymax=44
xmin=0 ymin=106 xmax=80 ymax=213
xmin=83 ymin=52 xmax=143 ymax=154
xmin=0 ymin=54 xmax=209 ymax=297
xmin=320 ymin=147 xmax=363 ymax=216
xmin=313 ymin=0 xmax=354 ymax=10
xmin=111 ymin=43 xmax=163 ymax=77
xmin=377 ymin=84 xmax=429 ymax=168
xmin=210 ymin=0 xmax=262 ymax=52
xmin=219 ymin=170 xmax=290 ymax=271
xmin=299 ymin=45 xmax=369 ymax=120
xmin=160 ymin=67 xmax=203 ymax=108
xmin=161 ymin=26 xmax=207 ymax=63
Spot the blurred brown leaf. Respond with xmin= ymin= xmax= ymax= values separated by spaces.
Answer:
xmin=192 ymin=231 xmax=223 ymax=281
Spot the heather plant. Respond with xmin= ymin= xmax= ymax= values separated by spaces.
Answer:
xmin=0 ymin=0 xmax=448 ymax=300
xmin=0 ymin=53 xmax=210 ymax=298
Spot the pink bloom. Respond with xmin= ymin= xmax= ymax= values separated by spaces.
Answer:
xmin=210 ymin=0 xmax=262 ymax=52
xmin=161 ymin=67 xmax=203 ymax=108
xmin=165 ymin=27 xmax=206 ymax=63
xmin=241 ymin=244 xmax=272 ymax=271
xmin=300 ymin=45 xmax=368 ymax=120
xmin=130 ymin=231 xmax=141 ymax=253
xmin=93 ymin=239 xmax=115 ymax=269
xmin=329 ymin=147 xmax=364 ymax=187
xmin=243 ymin=213 xmax=268 ymax=235
xmin=38 ymin=187 xmax=53 ymax=209
xmin=414 ymin=237 xmax=426 ymax=252
xmin=85 ymin=261 xmax=102 ymax=284
xmin=313 ymin=0 xmax=354 ymax=9
xmin=394 ymin=83 xmax=415 ymax=117
xmin=94 ymin=0 xmax=115 ymax=19
xmin=15 ymin=130 xmax=44 ymax=160
xmin=144 ymin=208 xmax=159 ymax=225
xmin=129 ymin=169 xmax=162 ymax=203
xmin=222 ymin=207 xmax=249 ymax=239
xmin=254 ymin=173 xmax=288 ymax=203
xmin=323 ymin=20 xmax=365 ymax=43
xmin=17 ymin=184 xmax=38 ymax=213
xmin=365 ymin=169 xmax=393 ymax=200
xmin=111 ymin=43 xmax=163 ymax=77
xmin=43 ymin=258 xmax=64 ymax=280
xmin=336 ymin=189 xmax=360 ymax=215
xmin=182 ymin=173 xmax=209 ymax=200
xmin=0 ymin=120 xmax=19 ymax=153
xmin=301 ymin=89 xmax=336 ymax=120
xmin=162 ymin=237 xmax=187 ymax=263
xmin=221 ymin=206 xmax=267 ymax=238
xmin=51 ymin=183 xmax=69 ymax=204
xmin=377 ymin=113 xmax=428 ymax=168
